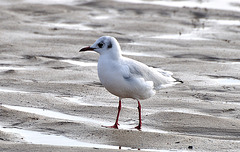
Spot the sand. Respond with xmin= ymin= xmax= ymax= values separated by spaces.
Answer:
xmin=1 ymin=0 xmax=240 ymax=151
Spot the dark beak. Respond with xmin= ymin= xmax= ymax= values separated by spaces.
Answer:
xmin=79 ymin=46 xmax=95 ymax=52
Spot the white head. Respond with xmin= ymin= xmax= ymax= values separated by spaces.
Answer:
xmin=80 ymin=36 xmax=122 ymax=59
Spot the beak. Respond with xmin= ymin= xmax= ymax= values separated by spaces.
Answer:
xmin=79 ymin=46 xmax=96 ymax=52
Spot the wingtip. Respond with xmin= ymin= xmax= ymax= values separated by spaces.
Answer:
xmin=177 ymin=80 xmax=184 ymax=84
xmin=173 ymin=77 xmax=184 ymax=84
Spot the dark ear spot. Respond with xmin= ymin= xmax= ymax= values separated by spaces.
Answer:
xmin=108 ymin=42 xmax=112 ymax=49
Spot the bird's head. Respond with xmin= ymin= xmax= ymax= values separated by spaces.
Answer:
xmin=80 ymin=36 xmax=122 ymax=58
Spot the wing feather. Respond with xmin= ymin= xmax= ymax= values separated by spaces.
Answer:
xmin=121 ymin=57 xmax=177 ymax=90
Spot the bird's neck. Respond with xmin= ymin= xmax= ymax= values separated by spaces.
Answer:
xmin=111 ymin=43 xmax=122 ymax=60
xmin=112 ymin=51 xmax=122 ymax=60
xmin=102 ymin=47 xmax=122 ymax=61
xmin=102 ymin=52 xmax=122 ymax=62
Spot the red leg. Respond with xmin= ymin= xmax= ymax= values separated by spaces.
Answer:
xmin=102 ymin=99 xmax=121 ymax=129
xmin=135 ymin=100 xmax=142 ymax=130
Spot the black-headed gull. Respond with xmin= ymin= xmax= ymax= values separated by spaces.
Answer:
xmin=79 ymin=36 xmax=181 ymax=130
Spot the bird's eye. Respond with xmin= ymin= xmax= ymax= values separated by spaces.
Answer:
xmin=98 ymin=43 xmax=104 ymax=48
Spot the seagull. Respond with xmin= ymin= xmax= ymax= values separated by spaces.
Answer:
xmin=79 ymin=36 xmax=181 ymax=130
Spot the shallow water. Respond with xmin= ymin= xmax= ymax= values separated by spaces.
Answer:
xmin=1 ymin=104 xmax=182 ymax=151
xmin=0 ymin=126 xmax=130 ymax=150
xmin=123 ymin=51 xmax=165 ymax=58
xmin=0 ymin=88 xmax=29 ymax=94
xmin=0 ymin=126 xmax=112 ymax=148
xmin=61 ymin=59 xmax=97 ymax=66
xmin=152 ymin=27 xmax=212 ymax=40
xmin=2 ymin=104 xmax=104 ymax=125
xmin=0 ymin=66 xmax=26 ymax=71
xmin=2 ymin=104 xmax=172 ymax=133
xmin=115 ymin=0 xmax=240 ymax=12
xmin=161 ymin=108 xmax=211 ymax=117
xmin=61 ymin=96 xmax=93 ymax=106
xmin=212 ymin=78 xmax=240 ymax=85
xmin=202 ymin=19 xmax=240 ymax=26
xmin=152 ymin=33 xmax=208 ymax=41
xmin=24 ymin=0 xmax=76 ymax=5
xmin=45 ymin=23 xmax=93 ymax=31
xmin=91 ymin=15 xmax=111 ymax=20
xmin=0 ymin=125 xmax=181 ymax=151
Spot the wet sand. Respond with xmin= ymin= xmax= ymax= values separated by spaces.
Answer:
xmin=1 ymin=0 xmax=240 ymax=151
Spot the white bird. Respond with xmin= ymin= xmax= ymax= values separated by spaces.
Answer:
xmin=79 ymin=36 xmax=181 ymax=130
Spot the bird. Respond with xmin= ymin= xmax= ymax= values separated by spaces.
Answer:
xmin=79 ymin=36 xmax=181 ymax=130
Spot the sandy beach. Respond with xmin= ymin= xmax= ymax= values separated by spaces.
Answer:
xmin=1 ymin=0 xmax=240 ymax=151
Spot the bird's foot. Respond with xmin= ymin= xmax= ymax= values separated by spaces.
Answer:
xmin=134 ymin=125 xmax=141 ymax=130
xmin=102 ymin=123 xmax=119 ymax=129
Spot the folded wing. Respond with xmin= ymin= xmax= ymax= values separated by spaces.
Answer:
xmin=122 ymin=57 xmax=178 ymax=90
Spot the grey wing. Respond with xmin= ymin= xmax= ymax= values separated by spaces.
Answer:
xmin=124 ymin=58 xmax=177 ymax=89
